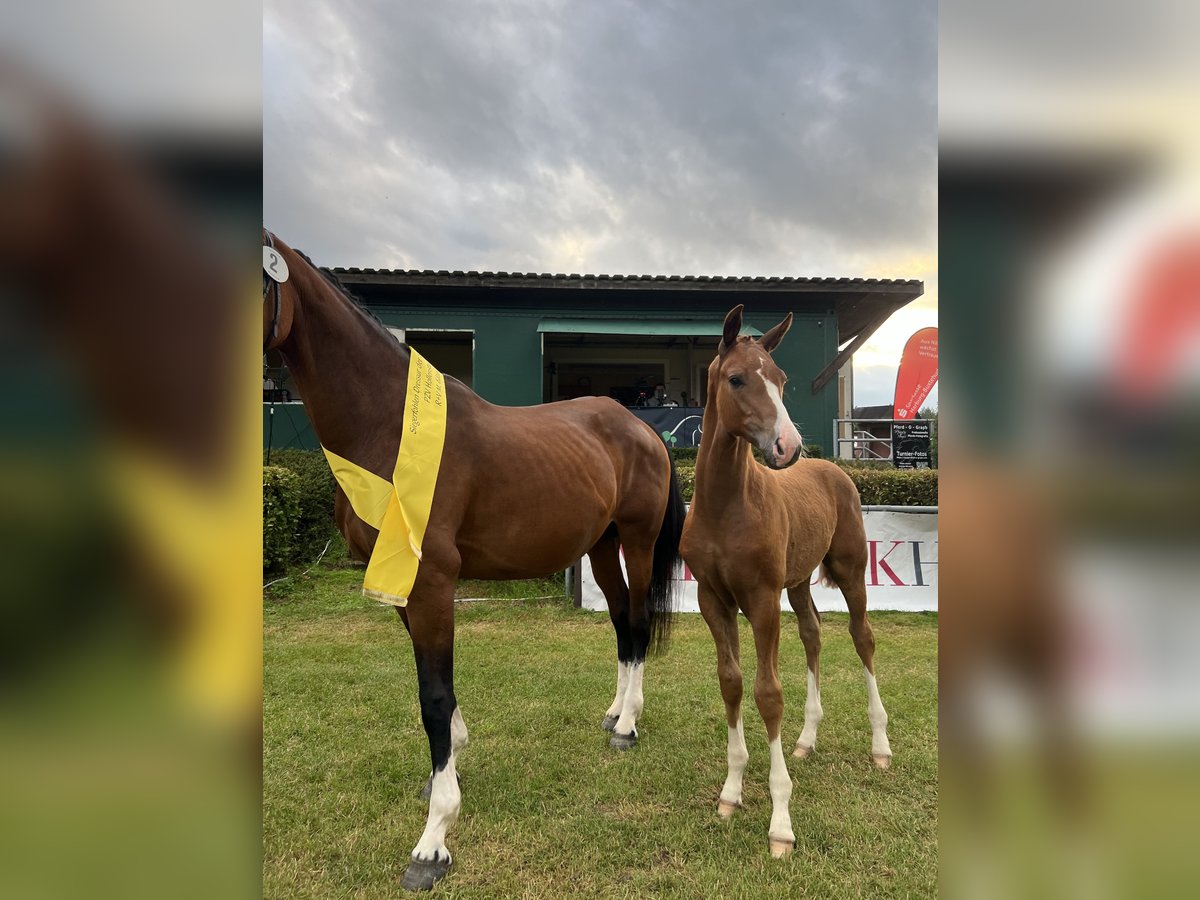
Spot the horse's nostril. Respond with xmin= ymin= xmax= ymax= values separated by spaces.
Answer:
xmin=775 ymin=438 xmax=785 ymax=456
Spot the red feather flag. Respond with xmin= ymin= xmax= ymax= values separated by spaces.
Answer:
xmin=892 ymin=327 xmax=938 ymax=420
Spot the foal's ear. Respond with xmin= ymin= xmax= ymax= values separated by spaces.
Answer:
xmin=719 ymin=304 xmax=744 ymax=356
xmin=760 ymin=312 xmax=793 ymax=354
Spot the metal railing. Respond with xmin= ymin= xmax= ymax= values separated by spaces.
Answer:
xmin=832 ymin=418 xmax=899 ymax=460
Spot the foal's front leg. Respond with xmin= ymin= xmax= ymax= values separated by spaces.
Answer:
xmin=746 ymin=597 xmax=795 ymax=859
xmin=697 ymin=584 xmax=748 ymax=817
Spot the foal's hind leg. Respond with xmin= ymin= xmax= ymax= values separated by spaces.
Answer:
xmin=826 ymin=553 xmax=893 ymax=768
xmin=786 ymin=583 xmax=823 ymax=758
xmin=587 ymin=533 xmax=634 ymax=736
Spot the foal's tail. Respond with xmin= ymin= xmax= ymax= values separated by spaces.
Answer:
xmin=647 ymin=451 xmax=686 ymax=656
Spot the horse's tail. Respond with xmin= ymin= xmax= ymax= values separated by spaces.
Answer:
xmin=647 ymin=451 xmax=686 ymax=656
xmin=814 ymin=563 xmax=837 ymax=591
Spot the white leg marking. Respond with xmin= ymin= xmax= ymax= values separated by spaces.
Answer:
xmin=411 ymin=756 xmax=461 ymax=863
xmin=605 ymin=661 xmax=630 ymax=719
xmin=796 ymin=668 xmax=823 ymax=753
xmin=719 ymin=718 xmax=749 ymax=808
xmin=865 ymin=667 xmax=892 ymax=761
xmin=450 ymin=706 xmax=468 ymax=754
xmin=614 ymin=661 xmax=644 ymax=735
xmin=767 ymin=736 xmax=795 ymax=846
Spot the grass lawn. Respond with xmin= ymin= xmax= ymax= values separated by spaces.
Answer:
xmin=264 ymin=565 xmax=937 ymax=898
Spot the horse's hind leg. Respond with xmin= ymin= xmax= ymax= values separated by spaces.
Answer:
xmin=786 ymin=582 xmax=823 ymax=758
xmin=587 ymin=531 xmax=633 ymax=736
xmin=825 ymin=547 xmax=893 ymax=769
xmin=608 ymin=521 xmax=658 ymax=749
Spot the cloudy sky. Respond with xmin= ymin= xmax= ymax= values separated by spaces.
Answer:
xmin=264 ymin=0 xmax=937 ymax=407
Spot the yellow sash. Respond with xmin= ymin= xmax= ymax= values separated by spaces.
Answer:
xmin=322 ymin=349 xmax=447 ymax=606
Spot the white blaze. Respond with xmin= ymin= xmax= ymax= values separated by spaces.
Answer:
xmin=759 ymin=365 xmax=801 ymax=450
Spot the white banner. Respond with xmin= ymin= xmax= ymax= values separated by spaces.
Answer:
xmin=579 ymin=506 xmax=937 ymax=613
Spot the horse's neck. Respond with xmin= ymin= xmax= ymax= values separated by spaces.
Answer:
xmin=694 ymin=406 xmax=757 ymax=515
xmin=278 ymin=268 xmax=411 ymax=474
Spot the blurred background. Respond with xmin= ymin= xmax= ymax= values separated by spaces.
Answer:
xmin=2 ymin=0 xmax=1198 ymax=896
xmin=0 ymin=2 xmax=260 ymax=898
xmin=941 ymin=0 xmax=1199 ymax=897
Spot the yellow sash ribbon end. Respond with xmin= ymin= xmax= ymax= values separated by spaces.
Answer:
xmin=363 ymin=586 xmax=409 ymax=608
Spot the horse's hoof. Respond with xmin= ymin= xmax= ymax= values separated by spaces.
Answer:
xmin=793 ymin=742 xmax=814 ymax=759
xmin=769 ymin=837 xmax=795 ymax=859
xmin=872 ymin=753 xmax=892 ymax=770
xmin=609 ymin=731 xmax=637 ymax=750
xmin=400 ymin=856 xmax=451 ymax=892
xmin=601 ymin=714 xmax=619 ymax=732
xmin=717 ymin=799 xmax=740 ymax=819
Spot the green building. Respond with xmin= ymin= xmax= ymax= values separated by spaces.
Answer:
xmin=264 ymin=269 xmax=922 ymax=454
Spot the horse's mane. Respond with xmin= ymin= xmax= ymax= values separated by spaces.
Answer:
xmin=291 ymin=246 xmax=403 ymax=346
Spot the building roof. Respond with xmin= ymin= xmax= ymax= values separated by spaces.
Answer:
xmin=852 ymin=404 xmax=895 ymax=419
xmin=331 ymin=267 xmax=924 ymax=346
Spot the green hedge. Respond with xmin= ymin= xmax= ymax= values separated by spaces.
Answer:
xmin=673 ymin=460 xmax=936 ymax=506
xmin=262 ymin=448 xmax=934 ymax=573
xmin=263 ymin=466 xmax=301 ymax=573
xmin=837 ymin=465 xmax=938 ymax=506
xmin=262 ymin=449 xmax=339 ymax=571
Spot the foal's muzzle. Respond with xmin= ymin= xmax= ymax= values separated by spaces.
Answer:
xmin=762 ymin=427 xmax=803 ymax=470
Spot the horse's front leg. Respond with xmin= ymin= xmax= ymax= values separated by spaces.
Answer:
xmin=400 ymin=604 xmax=470 ymax=801
xmin=399 ymin=557 xmax=462 ymax=892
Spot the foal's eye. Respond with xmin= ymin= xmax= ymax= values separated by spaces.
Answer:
xmin=728 ymin=375 xmax=744 ymax=388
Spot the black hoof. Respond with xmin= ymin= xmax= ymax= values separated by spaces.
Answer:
xmin=609 ymin=731 xmax=638 ymax=750
xmin=601 ymin=715 xmax=619 ymax=732
xmin=400 ymin=856 xmax=451 ymax=891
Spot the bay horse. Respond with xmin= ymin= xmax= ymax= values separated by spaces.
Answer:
xmin=262 ymin=231 xmax=685 ymax=890
xmin=679 ymin=304 xmax=892 ymax=859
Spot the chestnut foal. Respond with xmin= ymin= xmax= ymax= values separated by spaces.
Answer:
xmin=680 ymin=304 xmax=893 ymax=859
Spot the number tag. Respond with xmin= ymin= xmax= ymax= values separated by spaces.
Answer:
xmin=263 ymin=246 xmax=289 ymax=283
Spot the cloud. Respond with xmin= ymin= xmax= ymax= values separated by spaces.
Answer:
xmin=264 ymin=0 xmax=936 ymax=278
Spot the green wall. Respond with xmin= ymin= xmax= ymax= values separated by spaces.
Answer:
xmin=264 ymin=403 xmax=318 ymax=451
xmin=375 ymin=309 xmax=543 ymax=409
xmin=265 ymin=304 xmax=844 ymax=453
